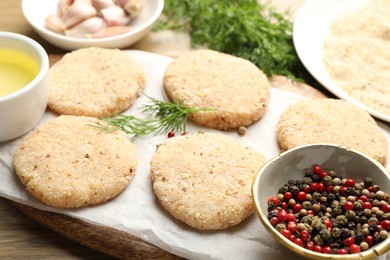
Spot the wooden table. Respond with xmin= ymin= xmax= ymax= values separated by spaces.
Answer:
xmin=0 ymin=0 xmax=326 ymax=259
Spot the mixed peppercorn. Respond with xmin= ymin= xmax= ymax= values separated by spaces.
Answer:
xmin=267 ymin=164 xmax=390 ymax=254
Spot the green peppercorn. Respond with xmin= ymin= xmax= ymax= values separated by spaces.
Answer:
xmin=379 ymin=230 xmax=388 ymax=240
xmin=372 ymin=207 xmax=379 ymax=214
xmin=354 ymin=183 xmax=363 ymax=190
xmin=312 ymin=234 xmax=324 ymax=246
xmin=372 ymin=185 xmax=380 ymax=193
xmin=320 ymin=196 xmax=327 ymax=204
xmin=305 ymin=194 xmax=312 ymax=202
xmin=275 ymin=223 xmax=286 ymax=232
xmin=320 ymin=229 xmax=332 ymax=241
xmin=368 ymin=217 xmax=379 ymax=224
xmin=362 ymin=189 xmax=370 ymax=196
xmin=315 ymin=220 xmax=326 ymax=231
xmin=347 ymin=195 xmax=356 ymax=202
xmin=336 ymin=215 xmax=348 ymax=226
xmin=376 ymin=190 xmax=385 ymax=200
xmin=329 ymin=170 xmax=337 ymax=178
xmin=330 ymin=200 xmax=340 ymax=209
xmin=345 ymin=210 xmax=356 ymax=221
xmin=333 ymin=178 xmax=342 ymax=186
xmin=323 ymin=175 xmax=333 ymax=186
xmin=288 ymin=198 xmax=296 ymax=207
xmin=372 ymin=200 xmax=381 ymax=207
xmin=300 ymin=209 xmax=307 ymax=217
xmin=297 ymin=223 xmax=306 ymax=232
xmin=363 ymin=209 xmax=372 ymax=217
xmin=360 ymin=241 xmax=369 ymax=251
xmin=302 ymin=177 xmax=312 ymax=185
xmin=332 ymin=227 xmax=342 ymax=238
xmin=301 ymin=215 xmax=313 ymax=224
xmin=312 ymin=203 xmax=321 ymax=213
xmin=380 ymin=200 xmax=388 ymax=207
xmin=354 ymin=201 xmax=363 ymax=211
xmin=302 ymin=201 xmax=312 ymax=210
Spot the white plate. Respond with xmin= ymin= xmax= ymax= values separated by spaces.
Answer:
xmin=0 ymin=51 xmax=389 ymax=260
xmin=293 ymin=0 xmax=390 ymax=123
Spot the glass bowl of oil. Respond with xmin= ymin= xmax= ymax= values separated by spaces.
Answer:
xmin=0 ymin=31 xmax=49 ymax=142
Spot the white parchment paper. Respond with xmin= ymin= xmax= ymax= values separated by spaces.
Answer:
xmin=0 ymin=51 xmax=389 ymax=260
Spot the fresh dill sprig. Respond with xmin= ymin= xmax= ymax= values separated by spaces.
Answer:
xmin=90 ymin=95 xmax=216 ymax=137
xmin=154 ymin=0 xmax=308 ymax=80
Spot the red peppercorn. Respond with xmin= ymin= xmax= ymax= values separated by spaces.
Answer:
xmin=323 ymin=246 xmax=332 ymax=254
xmin=281 ymin=202 xmax=288 ymax=210
xmin=268 ymin=196 xmax=279 ymax=207
xmin=324 ymin=219 xmax=332 ymax=229
xmin=289 ymin=235 xmax=296 ymax=241
xmin=312 ymin=164 xmax=322 ymax=175
xmin=366 ymin=235 xmax=374 ymax=246
xmin=313 ymin=245 xmax=323 ymax=253
xmin=307 ymin=210 xmax=315 ymax=216
xmin=345 ymin=179 xmax=355 ymax=187
xmin=305 ymin=241 xmax=315 ymax=250
xmin=344 ymin=236 xmax=355 ymax=247
xmin=350 ymin=244 xmax=361 ymax=254
xmin=326 ymin=185 xmax=334 ymax=193
xmin=287 ymin=221 xmax=298 ymax=233
xmin=278 ymin=210 xmax=288 ymax=222
xmin=344 ymin=201 xmax=355 ymax=211
xmin=340 ymin=186 xmax=347 ymax=195
xmin=337 ymin=248 xmax=348 ymax=254
xmin=181 ymin=131 xmax=190 ymax=135
xmin=362 ymin=201 xmax=373 ymax=209
xmin=380 ymin=220 xmax=390 ymax=231
xmin=317 ymin=183 xmax=326 ymax=192
xmin=293 ymin=203 xmax=303 ymax=213
xmin=360 ymin=195 xmax=368 ymax=202
xmin=284 ymin=191 xmax=293 ymax=201
xmin=300 ymin=230 xmax=310 ymax=241
xmin=167 ymin=131 xmax=175 ymax=138
xmin=270 ymin=217 xmax=279 ymax=226
xmin=293 ymin=238 xmax=304 ymax=247
xmin=286 ymin=213 xmax=296 ymax=222
xmin=296 ymin=191 xmax=306 ymax=202
xmin=304 ymin=185 xmax=311 ymax=193
xmin=280 ymin=229 xmax=291 ymax=239
xmin=319 ymin=171 xmax=328 ymax=179
xmin=382 ymin=204 xmax=390 ymax=213
xmin=310 ymin=183 xmax=318 ymax=192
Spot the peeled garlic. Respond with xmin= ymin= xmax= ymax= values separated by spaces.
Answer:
xmin=61 ymin=2 xmax=97 ymax=29
xmin=45 ymin=15 xmax=66 ymax=33
xmin=91 ymin=0 xmax=116 ymax=12
xmin=90 ymin=25 xmax=132 ymax=38
xmin=101 ymin=5 xmax=130 ymax=26
xmin=65 ymin=17 xmax=105 ymax=38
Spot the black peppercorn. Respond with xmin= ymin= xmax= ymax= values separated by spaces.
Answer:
xmin=341 ymin=228 xmax=350 ymax=238
xmin=364 ymin=177 xmax=373 ymax=188
xmin=287 ymin=179 xmax=296 ymax=186
xmin=289 ymin=185 xmax=299 ymax=197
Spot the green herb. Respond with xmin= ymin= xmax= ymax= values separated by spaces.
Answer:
xmin=91 ymin=95 xmax=216 ymax=137
xmin=154 ymin=0 xmax=306 ymax=79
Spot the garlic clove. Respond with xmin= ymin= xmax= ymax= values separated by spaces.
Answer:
xmin=57 ymin=0 xmax=74 ymax=17
xmin=61 ymin=2 xmax=97 ymax=29
xmin=91 ymin=0 xmax=116 ymax=12
xmin=65 ymin=16 xmax=106 ymax=38
xmin=45 ymin=14 xmax=66 ymax=33
xmin=90 ymin=25 xmax=132 ymax=38
xmin=123 ymin=0 xmax=143 ymax=17
xmin=115 ymin=0 xmax=143 ymax=17
xmin=100 ymin=5 xmax=130 ymax=26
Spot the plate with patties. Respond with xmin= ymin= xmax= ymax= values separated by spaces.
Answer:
xmin=293 ymin=0 xmax=390 ymax=123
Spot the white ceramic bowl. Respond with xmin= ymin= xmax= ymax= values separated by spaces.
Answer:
xmin=21 ymin=0 xmax=164 ymax=51
xmin=252 ymin=143 xmax=390 ymax=259
xmin=0 ymin=32 xmax=49 ymax=142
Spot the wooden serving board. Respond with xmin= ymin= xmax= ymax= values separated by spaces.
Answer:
xmin=7 ymin=54 xmax=327 ymax=259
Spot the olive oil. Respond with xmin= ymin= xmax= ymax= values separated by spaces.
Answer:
xmin=0 ymin=48 xmax=40 ymax=97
